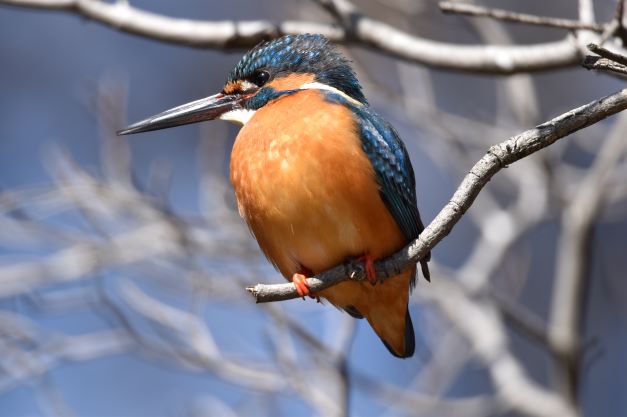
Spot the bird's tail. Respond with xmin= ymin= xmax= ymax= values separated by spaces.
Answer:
xmin=363 ymin=267 xmax=415 ymax=358
xmin=368 ymin=306 xmax=414 ymax=358
xmin=320 ymin=267 xmax=415 ymax=358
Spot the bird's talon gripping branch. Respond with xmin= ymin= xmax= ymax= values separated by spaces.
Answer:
xmin=291 ymin=273 xmax=311 ymax=299
xmin=357 ymin=254 xmax=377 ymax=285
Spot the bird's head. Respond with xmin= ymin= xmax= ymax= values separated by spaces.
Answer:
xmin=118 ymin=34 xmax=365 ymax=135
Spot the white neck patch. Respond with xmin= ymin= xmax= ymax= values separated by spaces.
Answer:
xmin=219 ymin=82 xmax=361 ymax=126
xmin=299 ymin=82 xmax=363 ymax=106
xmin=219 ymin=108 xmax=256 ymax=126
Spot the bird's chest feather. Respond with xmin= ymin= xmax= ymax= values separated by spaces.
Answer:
xmin=229 ymin=91 xmax=404 ymax=276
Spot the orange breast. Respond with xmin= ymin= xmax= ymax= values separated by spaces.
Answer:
xmin=230 ymin=89 xmax=415 ymax=356
xmin=230 ymin=89 xmax=406 ymax=278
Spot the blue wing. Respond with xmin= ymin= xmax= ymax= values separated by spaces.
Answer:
xmin=324 ymin=92 xmax=430 ymax=283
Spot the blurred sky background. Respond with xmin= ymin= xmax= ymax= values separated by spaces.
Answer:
xmin=1 ymin=0 xmax=627 ymax=416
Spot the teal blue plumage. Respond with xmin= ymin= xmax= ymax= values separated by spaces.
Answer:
xmin=325 ymin=92 xmax=431 ymax=285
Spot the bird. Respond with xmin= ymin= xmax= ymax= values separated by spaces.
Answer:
xmin=118 ymin=34 xmax=430 ymax=358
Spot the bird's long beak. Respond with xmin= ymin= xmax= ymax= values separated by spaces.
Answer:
xmin=117 ymin=92 xmax=249 ymax=135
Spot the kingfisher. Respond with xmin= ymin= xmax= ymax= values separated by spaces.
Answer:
xmin=119 ymin=34 xmax=430 ymax=358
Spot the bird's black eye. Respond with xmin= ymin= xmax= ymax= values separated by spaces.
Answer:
xmin=250 ymin=70 xmax=270 ymax=87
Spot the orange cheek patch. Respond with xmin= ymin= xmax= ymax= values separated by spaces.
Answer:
xmin=267 ymin=73 xmax=315 ymax=91
xmin=223 ymin=81 xmax=241 ymax=94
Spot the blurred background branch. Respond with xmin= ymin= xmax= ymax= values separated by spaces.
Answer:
xmin=0 ymin=1 xmax=626 ymax=417
xmin=0 ymin=0 xmax=592 ymax=73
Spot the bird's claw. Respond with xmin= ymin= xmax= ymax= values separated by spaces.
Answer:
xmin=292 ymin=273 xmax=310 ymax=299
xmin=357 ymin=254 xmax=377 ymax=285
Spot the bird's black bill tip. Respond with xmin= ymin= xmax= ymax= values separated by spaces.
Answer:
xmin=116 ymin=92 xmax=249 ymax=136
xmin=116 ymin=126 xmax=142 ymax=136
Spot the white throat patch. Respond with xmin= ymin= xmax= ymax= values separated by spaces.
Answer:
xmin=299 ymin=82 xmax=363 ymax=106
xmin=219 ymin=108 xmax=256 ymax=126
xmin=219 ymin=82 xmax=361 ymax=126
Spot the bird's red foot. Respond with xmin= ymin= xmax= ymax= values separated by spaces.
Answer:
xmin=357 ymin=254 xmax=377 ymax=285
xmin=292 ymin=273 xmax=310 ymax=299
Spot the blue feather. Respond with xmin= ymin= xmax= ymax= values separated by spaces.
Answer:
xmin=229 ymin=34 xmax=367 ymax=104
xmin=324 ymin=92 xmax=431 ymax=283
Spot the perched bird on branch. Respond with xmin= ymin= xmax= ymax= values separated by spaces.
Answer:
xmin=119 ymin=34 xmax=430 ymax=358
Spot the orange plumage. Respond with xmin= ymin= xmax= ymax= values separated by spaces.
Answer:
xmin=231 ymin=89 xmax=415 ymax=357
xmin=118 ymin=34 xmax=429 ymax=358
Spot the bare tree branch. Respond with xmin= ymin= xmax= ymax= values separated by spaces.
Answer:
xmin=439 ymin=2 xmax=605 ymax=32
xmin=421 ymin=279 xmax=577 ymax=417
xmin=548 ymin=112 xmax=627 ymax=401
xmin=587 ymin=42 xmax=627 ymax=66
xmin=599 ymin=0 xmax=626 ymax=43
xmin=0 ymin=0 xmax=584 ymax=74
xmin=490 ymin=288 xmax=552 ymax=351
xmin=0 ymin=326 xmax=133 ymax=392
xmin=579 ymin=0 xmax=597 ymax=25
xmin=583 ymin=56 xmax=627 ymax=76
xmin=247 ymin=88 xmax=627 ymax=303
xmin=578 ymin=0 xmax=600 ymax=51
xmin=118 ymin=281 xmax=287 ymax=392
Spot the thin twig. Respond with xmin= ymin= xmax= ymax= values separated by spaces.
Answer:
xmin=439 ymin=2 xmax=605 ymax=32
xmin=247 ymin=88 xmax=627 ymax=303
xmin=587 ymin=42 xmax=627 ymax=66
xmin=582 ymin=56 xmax=627 ymax=76
xmin=600 ymin=0 xmax=626 ymax=44
xmin=490 ymin=288 xmax=552 ymax=351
